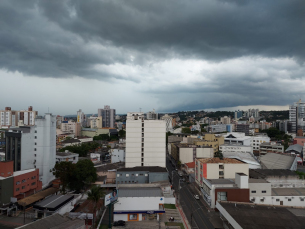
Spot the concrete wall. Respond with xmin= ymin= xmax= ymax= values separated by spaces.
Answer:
xmin=179 ymin=148 xmax=193 ymax=164
xmin=249 ymin=182 xmax=272 ymax=197
xmin=0 ymin=177 xmax=14 ymax=205
xmin=223 ymin=164 xmax=249 ymax=179
xmin=251 ymin=195 xmax=305 ymax=207
xmin=207 ymin=164 xmax=219 ymax=179
xmin=265 ymin=176 xmax=305 ymax=188
xmin=196 ymin=148 xmax=214 ymax=158
xmin=111 ymin=149 xmax=125 ymax=163
xmin=149 ymin=172 xmax=169 ymax=183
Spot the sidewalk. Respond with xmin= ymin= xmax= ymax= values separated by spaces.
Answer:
xmin=176 ymin=204 xmax=191 ymax=229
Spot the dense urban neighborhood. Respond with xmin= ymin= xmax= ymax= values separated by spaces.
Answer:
xmin=0 ymin=101 xmax=305 ymax=228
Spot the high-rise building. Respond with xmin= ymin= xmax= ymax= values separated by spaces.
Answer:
xmin=234 ymin=110 xmax=243 ymax=120
xmin=5 ymin=114 xmax=56 ymax=187
xmin=220 ymin=116 xmax=231 ymax=124
xmin=161 ymin=114 xmax=173 ymax=132
xmin=0 ymin=106 xmax=38 ymax=128
xmin=146 ymin=109 xmax=158 ymax=120
xmin=289 ymin=99 xmax=305 ymax=133
xmin=98 ymin=105 xmax=116 ymax=128
xmin=76 ymin=109 xmax=86 ymax=127
xmin=125 ymin=112 xmax=166 ymax=168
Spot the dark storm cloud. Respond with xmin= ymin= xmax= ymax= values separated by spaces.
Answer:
xmin=0 ymin=0 xmax=305 ymax=111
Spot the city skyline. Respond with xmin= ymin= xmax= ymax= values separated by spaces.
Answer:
xmin=1 ymin=0 xmax=304 ymax=115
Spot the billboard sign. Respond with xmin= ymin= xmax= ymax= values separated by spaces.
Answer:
xmin=105 ymin=189 xmax=118 ymax=206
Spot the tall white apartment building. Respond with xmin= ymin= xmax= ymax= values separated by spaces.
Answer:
xmin=0 ymin=106 xmax=37 ymax=128
xmin=220 ymin=116 xmax=231 ymax=124
xmin=5 ymin=114 xmax=56 ymax=187
xmin=146 ymin=109 xmax=158 ymax=120
xmin=125 ymin=112 xmax=166 ymax=168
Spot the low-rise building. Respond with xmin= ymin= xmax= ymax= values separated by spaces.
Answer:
xmin=56 ymin=151 xmax=79 ymax=164
xmin=116 ymin=166 xmax=168 ymax=185
xmin=249 ymin=169 xmax=305 ymax=188
xmin=194 ymin=134 xmax=224 ymax=153
xmin=195 ymin=158 xmax=249 ymax=181
xmin=285 ymin=144 xmax=303 ymax=162
xmin=113 ymin=187 xmax=165 ymax=222
xmin=208 ymin=124 xmax=227 ymax=133
xmin=293 ymin=136 xmax=305 ymax=146
xmin=0 ymin=161 xmax=42 ymax=205
xmin=260 ymin=142 xmax=284 ymax=155
xmin=95 ymin=163 xmax=124 ymax=184
xmin=198 ymin=173 xmax=250 ymax=208
xmin=110 ymin=148 xmax=125 ymax=163
xmin=170 ymin=143 xmax=214 ymax=164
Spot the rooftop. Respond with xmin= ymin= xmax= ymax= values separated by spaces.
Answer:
xmin=16 ymin=213 xmax=84 ymax=229
xmin=260 ymin=153 xmax=296 ymax=170
xmin=196 ymin=158 xmax=244 ymax=164
xmin=185 ymin=161 xmax=195 ymax=168
xmin=119 ymin=187 xmax=163 ymax=197
xmin=56 ymin=151 xmax=78 ymax=157
xmin=207 ymin=179 xmax=235 ymax=185
xmin=249 ymin=178 xmax=269 ymax=183
xmin=272 ymin=188 xmax=305 ymax=196
xmin=117 ymin=166 xmax=167 ymax=173
xmin=33 ymin=195 xmax=74 ymax=211
xmin=294 ymin=136 xmax=305 ymax=139
xmin=285 ymin=144 xmax=303 ymax=153
xmin=95 ymin=162 xmax=125 ymax=172
xmin=60 ymin=138 xmax=81 ymax=144
xmin=249 ymin=169 xmax=297 ymax=179
xmin=217 ymin=201 xmax=305 ymax=229
xmin=18 ymin=187 xmax=58 ymax=207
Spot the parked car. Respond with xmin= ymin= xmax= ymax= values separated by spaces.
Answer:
xmin=113 ymin=220 xmax=126 ymax=226
xmin=178 ymin=172 xmax=183 ymax=177
xmin=194 ymin=195 xmax=199 ymax=200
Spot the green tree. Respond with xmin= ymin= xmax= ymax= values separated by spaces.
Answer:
xmin=214 ymin=150 xmax=223 ymax=160
xmin=93 ymin=134 xmax=109 ymax=141
xmin=181 ymin=128 xmax=191 ymax=134
xmin=191 ymin=130 xmax=199 ymax=134
xmin=87 ymin=185 xmax=105 ymax=217
xmin=119 ymin=130 xmax=126 ymax=137
xmin=52 ymin=161 xmax=76 ymax=193
xmin=201 ymin=128 xmax=207 ymax=132
xmin=71 ymin=159 xmax=97 ymax=192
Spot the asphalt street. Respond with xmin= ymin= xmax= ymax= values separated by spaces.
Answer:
xmin=167 ymin=157 xmax=214 ymax=229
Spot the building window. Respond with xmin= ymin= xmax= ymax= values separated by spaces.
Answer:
xmin=35 ymin=143 xmax=37 ymax=145
xmin=31 ymin=182 xmax=36 ymax=185
xmin=301 ymin=199 xmax=304 ymax=201
xmin=288 ymin=199 xmax=291 ymax=201
xmin=22 ymin=186 xmax=25 ymax=189
xmin=22 ymin=179 xmax=26 ymax=183
xmin=262 ymin=190 xmax=266 ymax=193
xmin=35 ymin=136 xmax=37 ymax=139
xmin=129 ymin=214 xmax=137 ymax=220
xmin=117 ymin=174 xmax=120 ymax=177
xmin=16 ymin=188 xmax=19 ymax=191
xmin=16 ymin=181 xmax=20 ymax=185
xmin=217 ymin=192 xmax=227 ymax=201
xmin=126 ymin=174 xmax=129 ymax=177
xmin=251 ymin=191 xmax=256 ymax=193
xmin=34 ymin=148 xmax=37 ymax=151
xmin=35 ymin=130 xmax=37 ymax=133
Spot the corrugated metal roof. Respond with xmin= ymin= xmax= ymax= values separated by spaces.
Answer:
xmin=260 ymin=153 xmax=296 ymax=170
xmin=119 ymin=187 xmax=163 ymax=197
xmin=285 ymin=144 xmax=303 ymax=153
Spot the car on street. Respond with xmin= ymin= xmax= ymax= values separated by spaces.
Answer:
xmin=194 ymin=194 xmax=199 ymax=200
xmin=178 ymin=172 xmax=183 ymax=177
xmin=113 ymin=220 xmax=126 ymax=226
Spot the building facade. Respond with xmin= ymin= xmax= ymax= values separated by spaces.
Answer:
xmin=161 ymin=114 xmax=173 ymax=132
xmin=0 ymin=106 xmax=37 ymax=128
xmin=5 ymin=114 xmax=56 ymax=187
xmin=98 ymin=105 xmax=115 ymax=128
xmin=125 ymin=112 xmax=166 ymax=168
xmin=0 ymin=161 xmax=42 ymax=205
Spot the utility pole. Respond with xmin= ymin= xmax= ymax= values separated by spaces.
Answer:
xmin=108 ymin=203 xmax=112 ymax=228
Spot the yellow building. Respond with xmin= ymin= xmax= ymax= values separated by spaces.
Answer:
xmin=194 ymin=134 xmax=224 ymax=153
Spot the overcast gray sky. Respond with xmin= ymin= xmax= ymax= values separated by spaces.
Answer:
xmin=1 ymin=0 xmax=304 ymax=115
